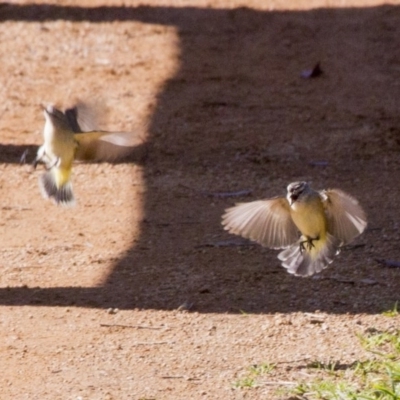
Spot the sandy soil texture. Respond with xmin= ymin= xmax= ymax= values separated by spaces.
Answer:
xmin=0 ymin=0 xmax=400 ymax=398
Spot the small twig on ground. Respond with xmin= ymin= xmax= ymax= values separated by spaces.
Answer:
xmin=312 ymin=275 xmax=355 ymax=284
xmin=309 ymin=160 xmax=329 ymax=167
xmin=260 ymin=380 xmax=297 ymax=386
xmin=178 ymin=184 xmax=252 ymax=198
xmin=161 ymin=376 xmax=184 ymax=379
xmin=100 ymin=323 xmax=163 ymax=330
xmin=375 ymin=258 xmax=400 ymax=268
xmin=161 ymin=375 xmax=200 ymax=381
xmin=177 ymin=301 xmax=194 ymax=311
xmin=301 ymin=62 xmax=323 ymax=78
xmin=343 ymin=243 xmax=366 ymax=250
xmin=132 ymin=341 xmax=175 ymax=346
xmin=201 ymin=189 xmax=252 ymax=198
xmin=195 ymin=239 xmax=255 ymax=248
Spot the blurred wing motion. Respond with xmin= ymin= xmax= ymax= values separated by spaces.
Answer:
xmin=65 ymin=99 xmax=104 ymax=133
xmin=65 ymin=101 xmax=145 ymax=161
xmin=222 ymin=198 xmax=298 ymax=249
xmin=321 ymin=189 xmax=367 ymax=244
xmin=74 ymin=130 xmax=145 ymax=161
xmin=35 ymin=100 xmax=146 ymax=206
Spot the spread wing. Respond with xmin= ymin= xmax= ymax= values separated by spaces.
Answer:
xmin=74 ymin=131 xmax=145 ymax=161
xmin=321 ymin=189 xmax=367 ymax=244
xmin=221 ymin=198 xmax=298 ymax=249
xmin=64 ymin=99 xmax=105 ymax=133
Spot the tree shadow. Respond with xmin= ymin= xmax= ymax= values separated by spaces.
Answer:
xmin=1 ymin=3 xmax=399 ymax=313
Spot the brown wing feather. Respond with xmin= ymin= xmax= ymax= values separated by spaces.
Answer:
xmin=221 ymin=198 xmax=298 ymax=249
xmin=321 ymin=189 xmax=367 ymax=244
xmin=74 ymin=131 xmax=145 ymax=161
xmin=64 ymin=99 xmax=106 ymax=133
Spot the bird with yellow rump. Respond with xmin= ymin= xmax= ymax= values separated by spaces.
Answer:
xmin=222 ymin=181 xmax=367 ymax=276
xmin=34 ymin=101 xmax=144 ymax=206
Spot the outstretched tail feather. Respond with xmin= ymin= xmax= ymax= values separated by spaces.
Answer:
xmin=39 ymin=171 xmax=75 ymax=206
xmin=278 ymin=233 xmax=340 ymax=276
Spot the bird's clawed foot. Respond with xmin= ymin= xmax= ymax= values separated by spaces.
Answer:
xmin=20 ymin=149 xmax=30 ymax=165
xmin=45 ymin=157 xmax=60 ymax=170
xmin=33 ymin=156 xmax=60 ymax=171
xmin=299 ymin=236 xmax=319 ymax=253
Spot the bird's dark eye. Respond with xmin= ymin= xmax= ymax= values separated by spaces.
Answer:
xmin=291 ymin=193 xmax=299 ymax=202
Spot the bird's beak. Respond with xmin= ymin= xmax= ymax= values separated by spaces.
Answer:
xmin=289 ymin=194 xmax=298 ymax=206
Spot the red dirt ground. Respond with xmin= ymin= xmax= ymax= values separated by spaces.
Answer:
xmin=1 ymin=0 xmax=399 ymax=398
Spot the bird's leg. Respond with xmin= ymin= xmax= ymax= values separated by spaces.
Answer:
xmin=20 ymin=149 xmax=29 ymax=164
xmin=32 ymin=156 xmax=41 ymax=169
xmin=33 ymin=152 xmax=59 ymax=171
xmin=33 ymin=146 xmax=46 ymax=169
xmin=45 ymin=157 xmax=60 ymax=170
xmin=299 ymin=236 xmax=319 ymax=253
